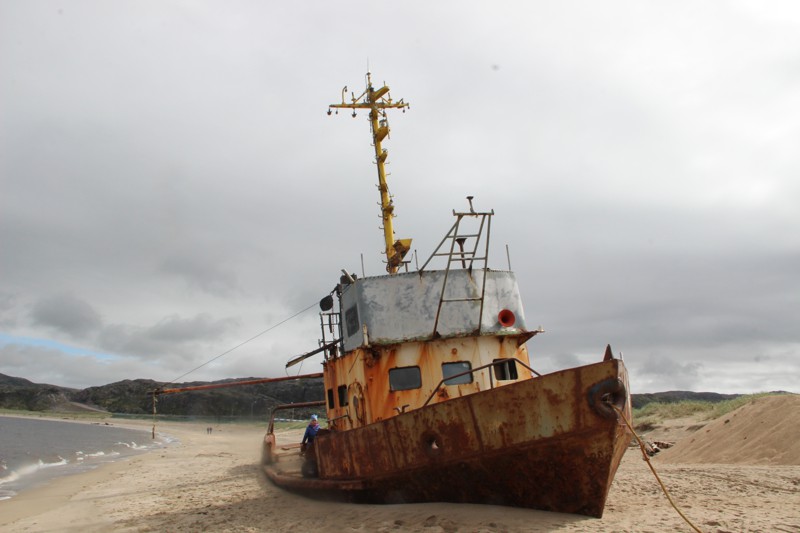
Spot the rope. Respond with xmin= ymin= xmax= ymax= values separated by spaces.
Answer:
xmin=149 ymin=300 xmax=319 ymax=438
xmin=163 ymin=300 xmax=319 ymax=386
xmin=609 ymin=403 xmax=704 ymax=533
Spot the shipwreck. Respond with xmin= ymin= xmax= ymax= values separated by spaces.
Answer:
xmin=257 ymin=73 xmax=633 ymax=517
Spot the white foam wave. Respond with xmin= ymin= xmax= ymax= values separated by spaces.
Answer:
xmin=38 ymin=457 xmax=68 ymax=469
xmin=0 ymin=470 xmax=20 ymax=485
xmin=83 ymin=451 xmax=107 ymax=458
xmin=155 ymin=433 xmax=178 ymax=444
xmin=114 ymin=441 xmax=147 ymax=450
xmin=0 ymin=456 xmax=68 ymax=486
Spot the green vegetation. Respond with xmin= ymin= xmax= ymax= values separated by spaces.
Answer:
xmin=634 ymin=400 xmax=710 ymax=421
xmin=0 ymin=407 xmax=110 ymax=420
xmin=706 ymin=392 xmax=774 ymax=418
xmin=633 ymin=392 xmax=780 ymax=430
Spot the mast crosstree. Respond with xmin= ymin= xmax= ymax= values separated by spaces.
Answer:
xmin=328 ymin=72 xmax=411 ymax=274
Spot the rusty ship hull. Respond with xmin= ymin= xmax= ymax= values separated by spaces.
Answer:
xmin=263 ymin=358 xmax=630 ymax=517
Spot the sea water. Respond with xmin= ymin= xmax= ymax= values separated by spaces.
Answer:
xmin=0 ymin=416 xmax=169 ymax=501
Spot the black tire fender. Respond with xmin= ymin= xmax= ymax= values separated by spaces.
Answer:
xmin=588 ymin=378 xmax=627 ymax=419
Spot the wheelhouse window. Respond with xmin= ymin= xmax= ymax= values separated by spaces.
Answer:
xmin=493 ymin=358 xmax=518 ymax=380
xmin=337 ymin=384 xmax=349 ymax=406
xmin=389 ymin=366 xmax=422 ymax=391
xmin=442 ymin=361 xmax=473 ymax=385
xmin=327 ymin=388 xmax=335 ymax=409
xmin=345 ymin=306 xmax=359 ymax=337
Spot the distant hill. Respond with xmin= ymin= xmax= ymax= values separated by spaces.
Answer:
xmin=1 ymin=372 xmax=750 ymax=417
xmin=0 ymin=372 xmax=324 ymax=418
xmin=0 ymin=373 xmax=77 ymax=411
xmin=73 ymin=377 xmax=325 ymax=417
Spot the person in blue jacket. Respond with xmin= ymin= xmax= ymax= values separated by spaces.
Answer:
xmin=302 ymin=414 xmax=320 ymax=450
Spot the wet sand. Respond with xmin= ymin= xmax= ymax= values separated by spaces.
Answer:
xmin=1 ymin=399 xmax=799 ymax=532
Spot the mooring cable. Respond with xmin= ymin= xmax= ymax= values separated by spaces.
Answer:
xmin=161 ymin=300 xmax=319 ymax=387
xmin=609 ymin=402 xmax=704 ymax=533
xmin=150 ymin=300 xmax=319 ymax=438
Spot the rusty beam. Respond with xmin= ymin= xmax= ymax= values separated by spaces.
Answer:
xmin=285 ymin=341 xmax=339 ymax=368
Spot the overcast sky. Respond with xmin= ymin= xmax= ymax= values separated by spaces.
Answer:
xmin=1 ymin=1 xmax=798 ymax=394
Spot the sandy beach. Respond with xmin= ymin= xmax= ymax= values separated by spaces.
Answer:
xmin=2 ymin=396 xmax=799 ymax=532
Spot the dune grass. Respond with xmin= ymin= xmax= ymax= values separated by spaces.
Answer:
xmin=633 ymin=392 xmax=779 ymax=430
xmin=705 ymin=392 xmax=775 ymax=418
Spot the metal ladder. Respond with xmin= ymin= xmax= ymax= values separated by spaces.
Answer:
xmin=420 ymin=197 xmax=494 ymax=337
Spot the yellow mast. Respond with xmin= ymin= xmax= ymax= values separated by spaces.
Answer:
xmin=328 ymin=72 xmax=411 ymax=274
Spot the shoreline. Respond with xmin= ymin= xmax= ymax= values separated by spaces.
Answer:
xmin=2 ymin=413 xmax=798 ymax=532
xmin=0 ymin=418 xmax=274 ymax=532
xmin=0 ymin=415 xmax=174 ymax=505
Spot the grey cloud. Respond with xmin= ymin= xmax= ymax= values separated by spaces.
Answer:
xmin=148 ymin=313 xmax=240 ymax=343
xmin=640 ymin=352 xmax=704 ymax=391
xmin=0 ymin=343 xmax=175 ymax=390
xmin=30 ymin=293 xmax=103 ymax=339
xmin=1 ymin=2 xmax=798 ymax=392
xmin=0 ymin=291 xmax=18 ymax=328
xmin=160 ymin=254 xmax=239 ymax=297
xmin=0 ymin=344 xmax=77 ymax=387
xmin=96 ymin=313 xmax=241 ymax=361
xmin=533 ymin=351 xmax=586 ymax=375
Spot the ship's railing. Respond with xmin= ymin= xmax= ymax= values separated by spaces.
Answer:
xmin=266 ymin=400 xmax=327 ymax=435
xmin=422 ymin=359 xmax=542 ymax=407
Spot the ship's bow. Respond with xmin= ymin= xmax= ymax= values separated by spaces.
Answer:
xmin=316 ymin=357 xmax=632 ymax=517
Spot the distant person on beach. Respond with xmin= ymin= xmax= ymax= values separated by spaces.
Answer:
xmin=301 ymin=414 xmax=320 ymax=451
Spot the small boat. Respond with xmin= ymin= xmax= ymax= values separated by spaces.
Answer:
xmin=260 ymin=73 xmax=633 ymax=517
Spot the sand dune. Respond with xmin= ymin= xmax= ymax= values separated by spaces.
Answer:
xmin=1 ymin=395 xmax=798 ymax=532
xmin=658 ymin=394 xmax=800 ymax=465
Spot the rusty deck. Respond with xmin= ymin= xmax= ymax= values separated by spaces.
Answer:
xmin=263 ymin=358 xmax=631 ymax=517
